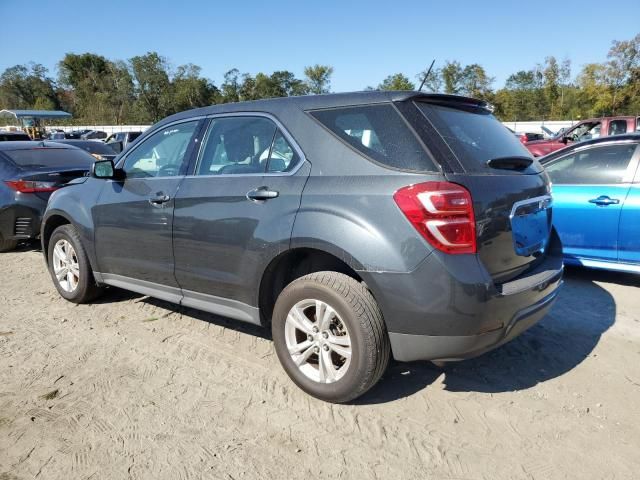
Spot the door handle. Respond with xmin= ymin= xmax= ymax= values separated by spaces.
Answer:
xmin=588 ymin=195 xmax=620 ymax=206
xmin=149 ymin=194 xmax=171 ymax=206
xmin=246 ymin=187 xmax=279 ymax=201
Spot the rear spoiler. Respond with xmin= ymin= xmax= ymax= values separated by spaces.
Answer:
xmin=392 ymin=92 xmax=495 ymax=113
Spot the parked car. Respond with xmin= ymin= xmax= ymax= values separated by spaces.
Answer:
xmin=0 ymin=131 xmax=31 ymax=141
xmin=506 ymin=127 xmax=544 ymax=143
xmin=48 ymin=130 xmax=66 ymax=140
xmin=540 ymin=133 xmax=640 ymax=273
xmin=41 ymin=92 xmax=563 ymax=402
xmin=0 ymin=142 xmax=94 ymax=252
xmin=51 ymin=140 xmax=117 ymax=161
xmin=105 ymin=131 xmax=143 ymax=153
xmin=525 ymin=116 xmax=640 ymax=157
xmin=80 ymin=130 xmax=107 ymax=140
xmin=65 ymin=129 xmax=92 ymax=140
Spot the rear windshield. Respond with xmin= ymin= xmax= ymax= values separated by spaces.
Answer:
xmin=4 ymin=148 xmax=94 ymax=169
xmin=0 ymin=134 xmax=30 ymax=141
xmin=60 ymin=141 xmax=115 ymax=155
xmin=310 ymin=104 xmax=436 ymax=172
xmin=416 ymin=102 xmax=534 ymax=172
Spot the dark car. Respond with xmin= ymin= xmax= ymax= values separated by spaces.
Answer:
xmin=41 ymin=92 xmax=563 ymax=402
xmin=65 ymin=129 xmax=92 ymax=140
xmin=0 ymin=142 xmax=94 ymax=252
xmin=0 ymin=131 xmax=31 ymax=141
xmin=540 ymin=134 xmax=640 ymax=273
xmin=105 ymin=131 xmax=143 ymax=154
xmin=80 ymin=130 xmax=107 ymax=140
xmin=51 ymin=140 xmax=117 ymax=162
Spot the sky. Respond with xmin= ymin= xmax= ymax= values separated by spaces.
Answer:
xmin=1 ymin=0 xmax=638 ymax=92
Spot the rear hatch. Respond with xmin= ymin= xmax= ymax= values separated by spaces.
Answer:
xmin=401 ymin=97 xmax=552 ymax=282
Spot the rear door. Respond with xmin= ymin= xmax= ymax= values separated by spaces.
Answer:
xmin=94 ymin=120 xmax=201 ymax=293
xmin=544 ymin=141 xmax=639 ymax=263
xmin=173 ymin=114 xmax=309 ymax=316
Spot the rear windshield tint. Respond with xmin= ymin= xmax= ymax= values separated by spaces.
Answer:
xmin=416 ymin=102 xmax=533 ymax=172
xmin=4 ymin=148 xmax=94 ymax=169
xmin=310 ymin=104 xmax=436 ymax=172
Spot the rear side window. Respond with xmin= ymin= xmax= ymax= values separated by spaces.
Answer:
xmin=3 ymin=148 xmax=94 ymax=168
xmin=416 ymin=102 xmax=533 ymax=172
xmin=608 ymin=120 xmax=628 ymax=136
xmin=310 ymin=104 xmax=436 ymax=172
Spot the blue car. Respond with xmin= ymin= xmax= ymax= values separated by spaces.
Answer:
xmin=541 ymin=134 xmax=640 ymax=273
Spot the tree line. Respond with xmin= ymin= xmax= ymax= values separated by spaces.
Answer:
xmin=0 ymin=33 xmax=637 ymax=125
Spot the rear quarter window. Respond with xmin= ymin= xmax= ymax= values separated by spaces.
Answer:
xmin=415 ymin=102 xmax=536 ymax=173
xmin=309 ymin=104 xmax=436 ymax=172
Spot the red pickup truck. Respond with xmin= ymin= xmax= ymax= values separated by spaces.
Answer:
xmin=524 ymin=116 xmax=640 ymax=157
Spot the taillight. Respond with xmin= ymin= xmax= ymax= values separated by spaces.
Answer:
xmin=393 ymin=181 xmax=476 ymax=254
xmin=519 ymin=133 xmax=528 ymax=144
xmin=4 ymin=180 xmax=59 ymax=193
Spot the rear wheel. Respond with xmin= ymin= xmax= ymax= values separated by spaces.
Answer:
xmin=0 ymin=233 xmax=18 ymax=252
xmin=47 ymin=224 xmax=103 ymax=303
xmin=272 ymin=272 xmax=390 ymax=403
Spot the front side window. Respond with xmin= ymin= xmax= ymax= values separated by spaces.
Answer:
xmin=310 ymin=104 xmax=435 ymax=172
xmin=545 ymin=143 xmax=638 ymax=185
xmin=122 ymin=121 xmax=199 ymax=178
xmin=567 ymin=121 xmax=601 ymax=142
xmin=196 ymin=116 xmax=299 ymax=175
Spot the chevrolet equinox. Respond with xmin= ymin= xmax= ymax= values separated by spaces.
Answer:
xmin=41 ymin=92 xmax=563 ymax=403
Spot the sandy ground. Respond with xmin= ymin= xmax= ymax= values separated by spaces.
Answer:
xmin=1 ymin=243 xmax=639 ymax=480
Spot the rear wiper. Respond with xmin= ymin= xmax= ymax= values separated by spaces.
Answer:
xmin=486 ymin=156 xmax=533 ymax=171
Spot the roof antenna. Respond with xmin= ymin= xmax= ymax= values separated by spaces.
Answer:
xmin=418 ymin=59 xmax=436 ymax=91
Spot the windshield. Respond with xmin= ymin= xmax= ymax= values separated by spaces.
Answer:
xmin=416 ymin=102 xmax=536 ymax=172
xmin=4 ymin=148 xmax=94 ymax=169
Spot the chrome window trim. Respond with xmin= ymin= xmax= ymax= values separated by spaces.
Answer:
xmin=190 ymin=111 xmax=308 ymax=178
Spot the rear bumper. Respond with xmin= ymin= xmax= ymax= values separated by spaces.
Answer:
xmin=389 ymin=287 xmax=559 ymax=361
xmin=361 ymin=229 xmax=564 ymax=362
xmin=0 ymin=203 xmax=45 ymax=240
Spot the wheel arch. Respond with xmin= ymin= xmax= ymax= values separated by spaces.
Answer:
xmin=258 ymin=247 xmax=365 ymax=326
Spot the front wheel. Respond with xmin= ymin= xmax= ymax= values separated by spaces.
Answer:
xmin=47 ymin=224 xmax=103 ymax=303
xmin=272 ymin=272 xmax=390 ymax=403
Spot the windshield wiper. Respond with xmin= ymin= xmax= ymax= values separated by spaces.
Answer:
xmin=486 ymin=156 xmax=533 ymax=171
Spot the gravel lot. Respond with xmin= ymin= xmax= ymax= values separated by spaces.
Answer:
xmin=1 ymin=243 xmax=639 ymax=480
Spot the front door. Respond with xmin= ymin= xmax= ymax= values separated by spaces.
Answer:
xmin=173 ymin=115 xmax=309 ymax=317
xmin=545 ymin=142 xmax=639 ymax=263
xmin=94 ymin=120 xmax=201 ymax=293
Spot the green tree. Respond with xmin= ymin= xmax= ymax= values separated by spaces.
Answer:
xmin=129 ymin=52 xmax=172 ymax=122
xmin=0 ymin=63 xmax=59 ymax=111
xmin=304 ymin=64 xmax=333 ymax=94
xmin=460 ymin=64 xmax=494 ymax=99
xmin=378 ymin=73 xmax=415 ymax=90
xmin=172 ymin=64 xmax=218 ymax=111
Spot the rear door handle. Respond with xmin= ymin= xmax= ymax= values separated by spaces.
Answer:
xmin=149 ymin=194 xmax=171 ymax=205
xmin=247 ymin=187 xmax=279 ymax=201
xmin=588 ymin=195 xmax=620 ymax=206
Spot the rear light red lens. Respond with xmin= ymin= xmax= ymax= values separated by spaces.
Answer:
xmin=393 ymin=181 xmax=476 ymax=254
xmin=4 ymin=180 xmax=59 ymax=193
xmin=519 ymin=133 xmax=528 ymax=144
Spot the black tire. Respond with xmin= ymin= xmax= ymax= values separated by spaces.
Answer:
xmin=272 ymin=271 xmax=390 ymax=403
xmin=47 ymin=224 xmax=103 ymax=303
xmin=0 ymin=233 xmax=18 ymax=252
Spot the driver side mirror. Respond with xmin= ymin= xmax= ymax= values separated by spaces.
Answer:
xmin=561 ymin=136 xmax=570 ymax=144
xmin=92 ymin=159 xmax=117 ymax=179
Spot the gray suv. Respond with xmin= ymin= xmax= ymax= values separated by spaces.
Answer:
xmin=41 ymin=92 xmax=563 ymax=403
